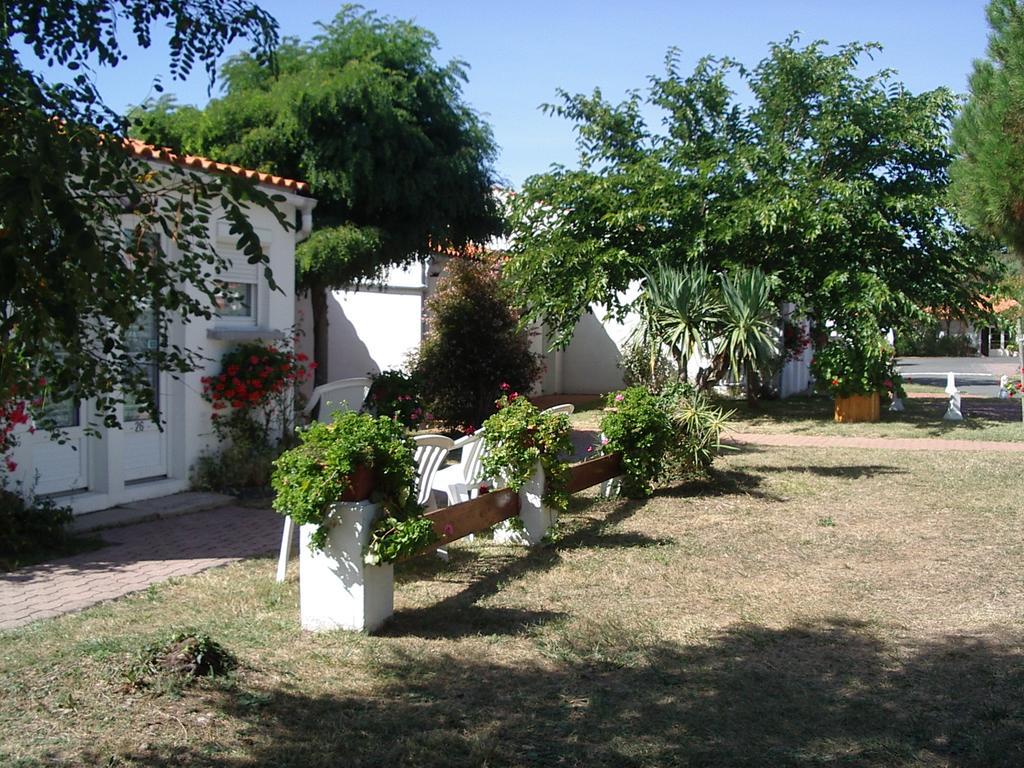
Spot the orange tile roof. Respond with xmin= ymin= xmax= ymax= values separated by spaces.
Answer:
xmin=992 ymin=297 xmax=1020 ymax=314
xmin=125 ymin=138 xmax=310 ymax=195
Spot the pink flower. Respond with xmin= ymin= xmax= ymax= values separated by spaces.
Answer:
xmin=4 ymin=458 xmax=16 ymax=472
xmin=500 ymin=382 xmax=510 ymax=391
xmin=601 ymin=436 xmax=610 ymax=445
xmin=614 ymin=393 xmax=624 ymax=402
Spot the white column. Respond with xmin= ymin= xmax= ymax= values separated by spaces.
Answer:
xmin=299 ymin=500 xmax=394 ymax=632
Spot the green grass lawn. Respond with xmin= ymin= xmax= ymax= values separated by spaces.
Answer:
xmin=2 ymin=446 xmax=1023 ymax=766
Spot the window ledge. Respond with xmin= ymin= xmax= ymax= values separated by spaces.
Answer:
xmin=206 ymin=327 xmax=286 ymax=342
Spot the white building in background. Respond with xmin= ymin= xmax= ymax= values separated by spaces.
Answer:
xmin=309 ymin=259 xmax=813 ymax=400
xmin=7 ymin=143 xmax=316 ymax=515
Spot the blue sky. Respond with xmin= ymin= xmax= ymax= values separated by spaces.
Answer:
xmin=24 ymin=1 xmax=993 ymax=187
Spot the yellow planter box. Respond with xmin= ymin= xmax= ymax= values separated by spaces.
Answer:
xmin=833 ymin=392 xmax=881 ymax=423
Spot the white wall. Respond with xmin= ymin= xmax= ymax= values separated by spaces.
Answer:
xmin=296 ymin=262 xmax=427 ymax=390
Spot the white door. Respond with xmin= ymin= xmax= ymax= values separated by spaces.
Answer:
xmin=122 ymin=309 xmax=168 ymax=483
xmin=30 ymin=398 xmax=89 ymax=496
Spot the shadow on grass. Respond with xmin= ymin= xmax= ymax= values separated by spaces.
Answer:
xmin=108 ymin=618 xmax=1024 ymax=767
xmin=390 ymin=496 xmax=653 ymax=639
xmin=741 ymin=463 xmax=907 ymax=480
xmin=659 ymin=463 xmax=784 ymax=502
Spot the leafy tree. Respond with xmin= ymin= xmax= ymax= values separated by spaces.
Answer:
xmin=506 ymin=37 xmax=1000 ymax=348
xmin=132 ymin=7 xmax=503 ymax=383
xmin=0 ymin=1 xmax=281 ymax=439
xmin=952 ymin=0 xmax=1024 ymax=259
xmin=413 ymin=257 xmax=542 ymax=430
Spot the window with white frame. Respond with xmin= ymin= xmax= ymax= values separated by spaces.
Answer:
xmin=213 ymin=222 xmax=271 ymax=325
xmin=214 ymin=280 xmax=256 ymax=319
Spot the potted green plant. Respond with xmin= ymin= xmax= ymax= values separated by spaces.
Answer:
xmin=809 ymin=332 xmax=904 ymax=423
xmin=271 ymin=411 xmax=421 ymax=552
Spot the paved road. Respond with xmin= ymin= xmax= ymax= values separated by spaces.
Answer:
xmin=897 ymin=356 xmax=1021 ymax=397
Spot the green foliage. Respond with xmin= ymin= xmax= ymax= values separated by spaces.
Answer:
xmin=659 ymin=382 xmax=734 ymax=477
xmin=894 ymin=325 xmax=977 ymax=357
xmin=480 ymin=392 xmax=573 ymax=512
xmin=0 ymin=1 xmax=282 ymax=438
xmin=414 ymin=258 xmax=543 ymax=429
xmin=618 ymin=339 xmax=677 ymax=392
xmin=366 ymin=369 xmax=430 ymax=430
xmin=715 ymin=268 xmax=779 ymax=384
xmin=599 ymin=387 xmax=675 ymax=498
xmin=951 ymin=1 xmax=1024 ymax=259
xmin=365 ymin=515 xmax=436 ymax=566
xmin=506 ymin=37 xmax=1000 ymax=348
xmin=126 ymin=630 xmax=237 ymax=691
xmin=0 ymin=485 xmax=74 ymax=571
xmin=131 ymin=6 xmax=503 ymax=380
xmin=631 ymin=263 xmax=779 ymax=395
xmin=271 ymin=412 xmax=419 ymax=552
xmin=634 ymin=262 xmax=719 ymax=379
xmin=810 ymin=331 xmax=905 ymax=399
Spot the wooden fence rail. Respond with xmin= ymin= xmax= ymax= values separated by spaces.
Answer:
xmin=401 ymin=452 xmax=624 ymax=562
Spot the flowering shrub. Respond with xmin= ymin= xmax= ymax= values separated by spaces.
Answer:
xmin=0 ymin=398 xmax=32 ymax=473
xmin=480 ymin=387 xmax=573 ymax=511
xmin=599 ymin=387 xmax=674 ymax=497
xmin=366 ymin=369 xmax=431 ymax=429
xmin=1003 ymin=370 xmax=1024 ymax=398
xmin=810 ymin=332 xmax=905 ymax=400
xmin=195 ymin=340 xmax=313 ymax=491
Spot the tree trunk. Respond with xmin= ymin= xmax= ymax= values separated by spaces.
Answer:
xmin=311 ymin=284 xmax=329 ymax=387
xmin=745 ymin=363 xmax=760 ymax=407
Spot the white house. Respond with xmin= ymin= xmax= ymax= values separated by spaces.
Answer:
xmin=7 ymin=143 xmax=316 ymax=515
xmin=304 ymin=256 xmax=813 ymax=400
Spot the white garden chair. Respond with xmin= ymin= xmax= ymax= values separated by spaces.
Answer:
xmin=302 ymin=376 xmax=372 ymax=423
xmin=412 ymin=434 xmax=455 ymax=510
xmin=430 ymin=427 xmax=489 ymax=505
xmin=540 ymin=403 xmax=575 ymax=417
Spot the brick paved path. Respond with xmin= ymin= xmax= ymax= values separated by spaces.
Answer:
xmin=727 ymin=432 xmax=1024 ymax=453
xmin=0 ymin=505 xmax=281 ymax=631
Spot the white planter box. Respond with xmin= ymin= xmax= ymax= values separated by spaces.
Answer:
xmin=299 ymin=500 xmax=393 ymax=632
xmin=492 ymin=462 xmax=556 ymax=546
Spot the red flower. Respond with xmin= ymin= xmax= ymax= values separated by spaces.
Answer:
xmin=296 ymin=353 xmax=308 ymax=362
xmin=249 ymin=355 xmax=260 ymax=365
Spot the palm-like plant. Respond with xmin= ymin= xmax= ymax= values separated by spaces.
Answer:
xmin=634 ymin=262 xmax=720 ymax=382
xmin=714 ymin=267 xmax=779 ymax=400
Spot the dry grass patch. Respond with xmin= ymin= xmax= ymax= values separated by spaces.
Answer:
xmin=1 ymin=446 xmax=1023 ymax=766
